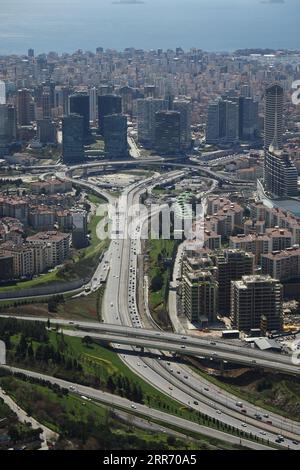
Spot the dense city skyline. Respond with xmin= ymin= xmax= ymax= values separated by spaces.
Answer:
xmin=0 ymin=0 xmax=300 ymax=456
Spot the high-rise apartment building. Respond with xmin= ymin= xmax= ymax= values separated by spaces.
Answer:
xmin=154 ymin=110 xmax=181 ymax=155
xmin=231 ymin=275 xmax=283 ymax=332
xmin=264 ymin=84 xmax=283 ymax=149
xmin=182 ymin=270 xmax=218 ymax=324
xmin=98 ymin=94 xmax=122 ymax=135
xmin=214 ymin=249 xmax=254 ymax=315
xmin=62 ymin=114 xmax=85 ymax=164
xmin=261 ymin=247 xmax=300 ymax=282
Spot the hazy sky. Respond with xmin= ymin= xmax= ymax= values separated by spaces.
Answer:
xmin=0 ymin=0 xmax=299 ymax=54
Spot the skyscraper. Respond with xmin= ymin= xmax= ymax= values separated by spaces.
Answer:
xmin=173 ymin=99 xmax=192 ymax=150
xmin=17 ymin=89 xmax=31 ymax=126
xmin=206 ymin=102 xmax=220 ymax=144
xmin=103 ymin=114 xmax=128 ymax=159
xmin=154 ymin=110 xmax=181 ymax=155
xmin=0 ymin=81 xmax=6 ymax=105
xmin=98 ymin=94 xmax=122 ymax=135
xmin=264 ymin=84 xmax=284 ymax=149
xmin=41 ymin=91 xmax=51 ymax=119
xmin=62 ymin=114 xmax=85 ymax=164
xmin=225 ymin=100 xmax=239 ymax=143
xmin=231 ymin=275 xmax=283 ymax=332
xmin=264 ymin=146 xmax=298 ymax=198
xmin=69 ymin=93 xmax=90 ymax=140
xmin=37 ymin=119 xmax=57 ymax=144
xmin=0 ymin=105 xmax=16 ymax=155
xmin=89 ymin=87 xmax=97 ymax=124
xmin=238 ymin=96 xmax=259 ymax=140
xmin=206 ymin=98 xmax=239 ymax=144
xmin=137 ymin=98 xmax=168 ymax=145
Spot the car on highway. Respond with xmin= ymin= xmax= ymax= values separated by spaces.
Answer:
xmin=131 ymin=404 xmax=137 ymax=409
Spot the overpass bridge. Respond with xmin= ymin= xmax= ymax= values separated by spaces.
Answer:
xmin=0 ymin=315 xmax=297 ymax=375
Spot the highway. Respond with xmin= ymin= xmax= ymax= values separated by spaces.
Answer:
xmin=3 ymin=165 xmax=300 ymax=449
xmin=96 ymin=174 xmax=300 ymax=449
xmin=1 ymin=365 xmax=272 ymax=451
xmin=3 ymin=315 xmax=299 ymax=376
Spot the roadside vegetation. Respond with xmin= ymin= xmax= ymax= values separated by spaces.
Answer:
xmin=0 ymin=374 xmax=225 ymax=450
xmin=0 ymin=291 xmax=102 ymax=321
xmin=0 ymin=395 xmax=42 ymax=450
xmin=0 ymin=318 xmax=272 ymax=447
xmin=193 ymin=368 xmax=300 ymax=422
xmin=147 ymin=239 xmax=179 ymax=329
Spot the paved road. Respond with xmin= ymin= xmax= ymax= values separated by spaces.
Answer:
xmin=2 ymin=366 xmax=272 ymax=451
xmin=3 ymin=314 xmax=298 ymax=376
xmin=98 ymin=176 xmax=300 ymax=449
xmin=0 ymin=387 xmax=58 ymax=450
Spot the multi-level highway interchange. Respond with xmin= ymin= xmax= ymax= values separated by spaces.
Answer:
xmin=2 ymin=153 xmax=300 ymax=451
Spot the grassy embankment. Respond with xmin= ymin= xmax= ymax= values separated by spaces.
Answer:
xmin=147 ymin=239 xmax=179 ymax=329
xmin=0 ymin=375 xmax=231 ymax=450
xmin=192 ymin=367 xmax=300 ymax=422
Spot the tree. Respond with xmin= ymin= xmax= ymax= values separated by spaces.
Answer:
xmin=82 ymin=336 xmax=93 ymax=348
xmin=151 ymin=273 xmax=163 ymax=292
